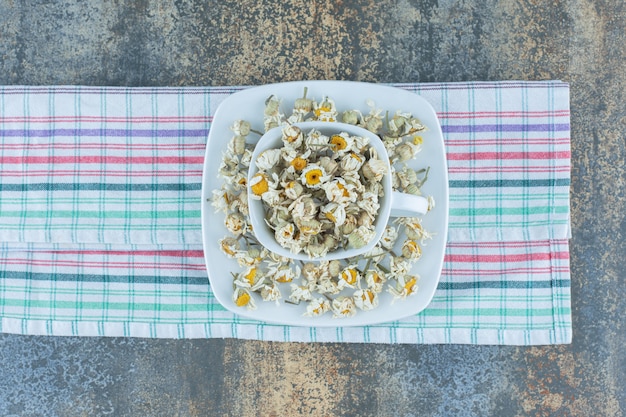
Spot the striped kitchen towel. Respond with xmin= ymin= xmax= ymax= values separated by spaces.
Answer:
xmin=0 ymin=82 xmax=571 ymax=344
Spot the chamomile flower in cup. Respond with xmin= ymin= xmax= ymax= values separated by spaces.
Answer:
xmin=248 ymin=121 xmax=430 ymax=261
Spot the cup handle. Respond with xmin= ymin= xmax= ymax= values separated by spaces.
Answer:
xmin=390 ymin=191 xmax=429 ymax=217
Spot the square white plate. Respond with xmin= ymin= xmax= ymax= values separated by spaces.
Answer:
xmin=201 ymin=81 xmax=448 ymax=327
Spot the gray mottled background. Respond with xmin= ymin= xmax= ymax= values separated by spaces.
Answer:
xmin=1 ymin=0 xmax=625 ymax=416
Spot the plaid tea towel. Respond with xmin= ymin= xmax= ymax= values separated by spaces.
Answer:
xmin=0 ymin=82 xmax=571 ymax=344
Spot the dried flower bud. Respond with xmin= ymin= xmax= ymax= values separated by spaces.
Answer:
xmin=264 ymin=95 xmax=281 ymax=116
xmin=342 ymin=214 xmax=358 ymax=235
xmin=228 ymin=135 xmax=246 ymax=155
xmin=395 ymin=143 xmax=417 ymax=162
xmin=231 ymin=120 xmax=251 ymax=136
xmin=294 ymin=97 xmax=313 ymax=112
xmin=347 ymin=225 xmax=375 ymax=249
xmin=328 ymin=260 xmax=342 ymax=277
xmin=342 ymin=110 xmax=360 ymax=125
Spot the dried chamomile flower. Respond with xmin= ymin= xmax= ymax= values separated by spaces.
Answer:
xmin=304 ymin=129 xmax=330 ymax=149
xmin=211 ymin=188 xmax=234 ymax=214
xmin=361 ymin=100 xmax=384 ymax=133
xmin=275 ymin=223 xmax=302 ymax=254
xmin=313 ymin=96 xmax=338 ymax=122
xmin=401 ymin=239 xmax=422 ymax=260
xmin=321 ymin=202 xmax=347 ymax=228
xmin=219 ymin=237 xmax=240 ymax=257
xmin=365 ymin=269 xmax=387 ymax=293
xmin=304 ymin=297 xmax=331 ymax=317
xmin=231 ymin=119 xmax=252 ymax=136
xmin=353 ymin=289 xmax=379 ymax=311
xmin=380 ymin=226 xmax=399 ymax=250
xmin=327 ymin=260 xmax=342 ymax=277
xmin=394 ymin=142 xmax=421 ymax=163
xmin=396 ymin=217 xmax=430 ymax=242
xmin=281 ymin=125 xmax=304 ymax=148
xmin=341 ymin=214 xmax=359 ymax=235
xmin=396 ymin=166 xmax=418 ymax=188
xmin=404 ymin=117 xmax=427 ymax=135
xmin=240 ymin=148 xmax=253 ymax=168
xmin=260 ymin=282 xmax=282 ymax=305
xmin=283 ymin=180 xmax=304 ymax=200
xmin=235 ymin=248 xmax=264 ymax=268
xmin=228 ymin=135 xmax=247 ymax=156
xmin=288 ymin=195 xmax=318 ymax=220
xmin=317 ymin=156 xmax=338 ymax=177
xmin=255 ymin=148 xmax=282 ymax=171
xmin=316 ymin=276 xmax=341 ymax=295
xmin=338 ymin=265 xmax=361 ymax=290
xmin=260 ymin=188 xmax=282 ymax=207
xmin=347 ymin=225 xmax=375 ymax=250
xmin=228 ymin=172 xmax=248 ymax=191
xmin=328 ymin=132 xmax=354 ymax=155
xmin=304 ymin=242 xmax=329 ymax=259
xmin=323 ymin=178 xmax=357 ymax=205
xmin=301 ymin=164 xmax=330 ymax=189
xmin=288 ymin=87 xmax=314 ymax=124
xmin=339 ymin=152 xmax=365 ymax=172
xmin=264 ymin=95 xmax=284 ymax=131
xmin=289 ymin=284 xmax=313 ymax=303
xmin=233 ymin=287 xmax=256 ymax=309
xmin=234 ymin=191 xmax=249 ymax=216
xmin=234 ymin=265 xmax=265 ymax=290
xmin=388 ymin=111 xmax=411 ymax=136
xmin=218 ymin=151 xmax=240 ymax=178
xmin=341 ymin=109 xmax=361 ymax=125
xmin=332 ymin=296 xmax=357 ymax=318
xmin=249 ymin=173 xmax=270 ymax=199
xmin=225 ymin=212 xmax=247 ymax=236
xmin=357 ymin=191 xmax=380 ymax=218
xmin=264 ymin=95 xmax=282 ymax=117
xmin=390 ymin=256 xmax=413 ymax=279
xmin=389 ymin=275 xmax=419 ymax=301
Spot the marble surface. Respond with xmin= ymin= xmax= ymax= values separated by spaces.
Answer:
xmin=0 ymin=0 xmax=624 ymax=415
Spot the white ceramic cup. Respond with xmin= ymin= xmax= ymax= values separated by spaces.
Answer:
xmin=248 ymin=121 xmax=429 ymax=261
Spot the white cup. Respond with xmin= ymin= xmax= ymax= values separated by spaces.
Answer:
xmin=248 ymin=121 xmax=429 ymax=261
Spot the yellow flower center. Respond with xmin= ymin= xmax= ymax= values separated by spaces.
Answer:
xmin=349 ymin=152 xmax=362 ymax=162
xmin=362 ymin=290 xmax=375 ymax=303
xmin=413 ymin=135 xmax=423 ymax=145
xmin=336 ymin=182 xmax=350 ymax=197
xmin=291 ymin=157 xmax=308 ymax=171
xmin=305 ymin=169 xmax=323 ymax=186
xmin=314 ymin=106 xmax=332 ymax=118
xmin=330 ymin=135 xmax=348 ymax=151
xmin=244 ymin=268 xmax=257 ymax=285
xmin=220 ymin=241 xmax=236 ymax=256
xmin=404 ymin=277 xmax=417 ymax=294
xmin=342 ymin=269 xmax=358 ymax=285
xmin=250 ymin=173 xmax=269 ymax=196
xmin=235 ymin=292 xmax=251 ymax=307
xmin=276 ymin=273 xmax=293 ymax=283
xmin=325 ymin=211 xmax=337 ymax=223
